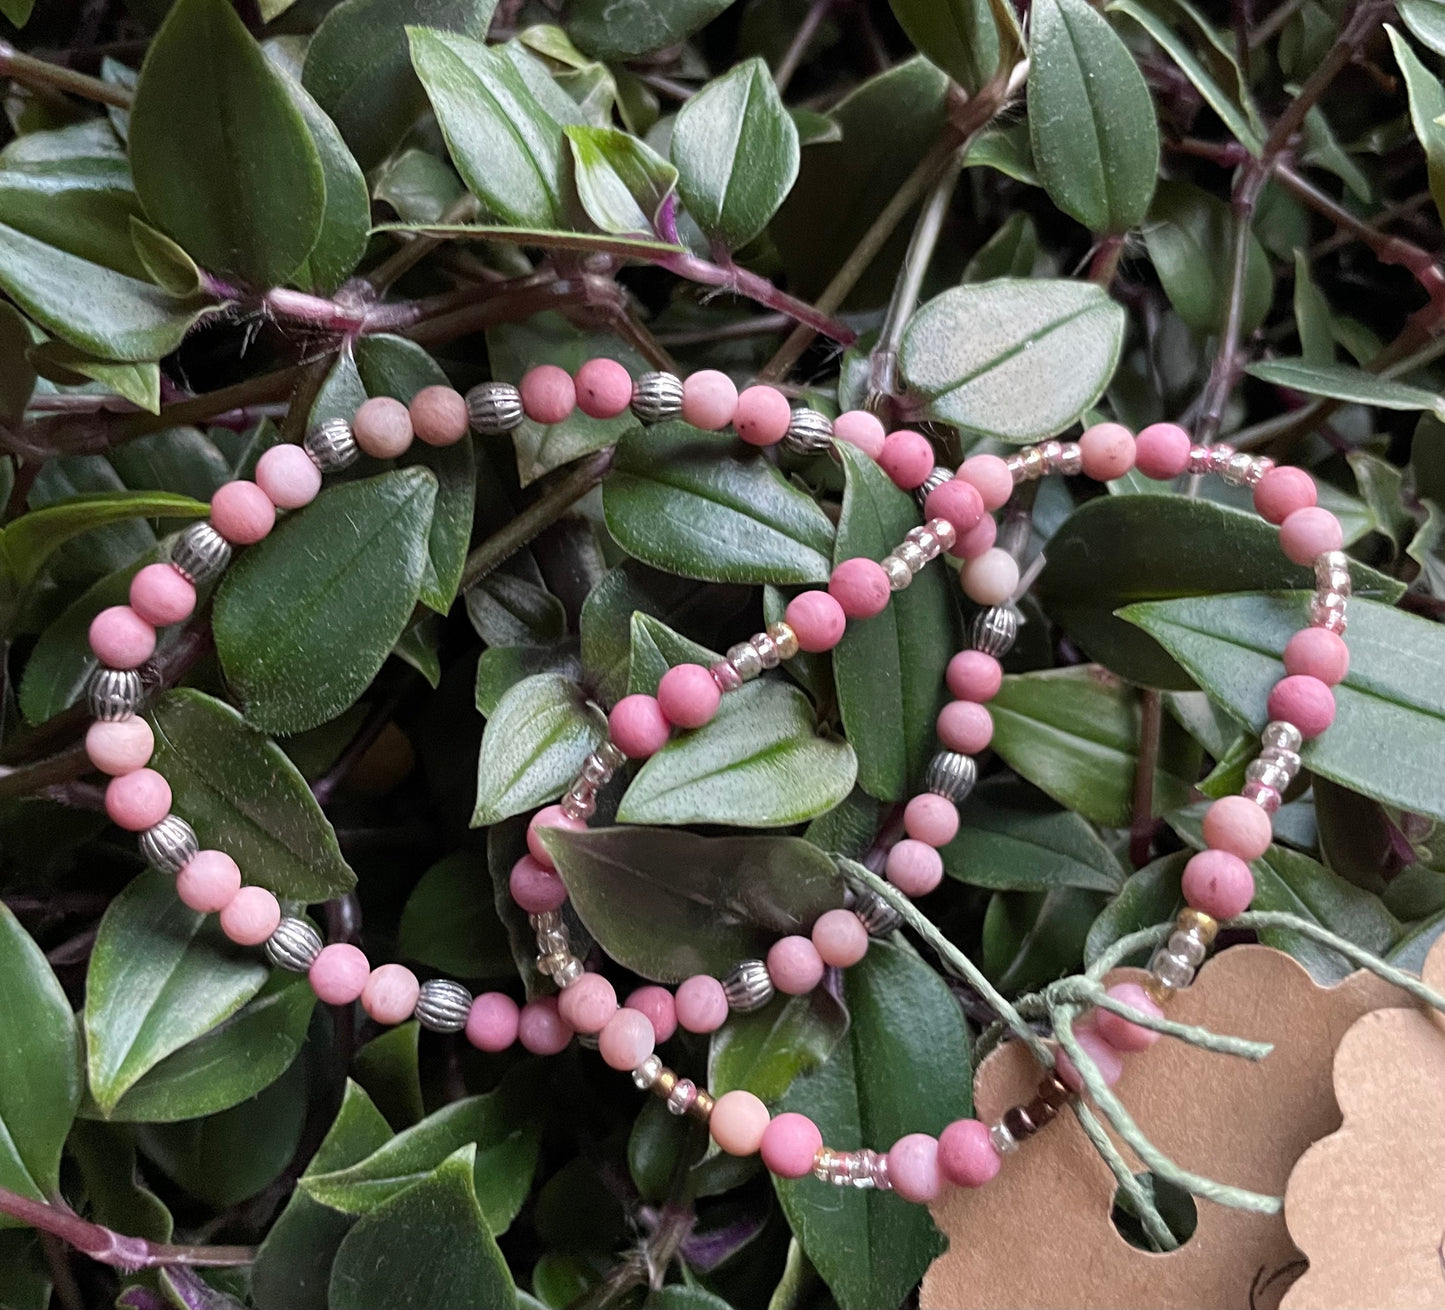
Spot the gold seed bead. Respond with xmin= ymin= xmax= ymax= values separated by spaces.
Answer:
xmin=768 ymin=621 xmax=800 ymax=660
xmin=1142 ymin=976 xmax=1174 ymax=1007
xmin=689 ymin=1090 xmax=715 ymax=1121
xmin=1176 ymin=907 xmax=1219 ymax=948
xmin=652 ymin=1069 xmax=679 ymax=1098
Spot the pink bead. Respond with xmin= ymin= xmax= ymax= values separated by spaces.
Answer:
xmin=1254 ymin=465 xmax=1317 ymax=525
xmin=1054 ymin=1019 xmax=1125 ymax=1092
xmin=519 ymin=365 xmax=576 ymax=425
xmin=785 ymin=590 xmax=846 ymax=652
xmin=938 ymin=1119 xmax=1001 ymax=1188
xmin=85 ymin=717 xmax=154 ymax=775
xmin=128 ymin=564 xmax=195 ymax=626
xmin=923 ymin=478 xmax=985 ymax=536
xmin=1181 ymin=848 xmax=1256 ymax=919
xmin=1095 ymin=982 xmax=1163 ymax=1053
xmin=961 ymin=548 xmax=1019 ymax=606
xmin=760 ymin=1112 xmax=822 ymax=1178
xmin=599 ymin=1007 xmax=655 ymax=1071
xmin=309 ymin=943 xmax=370 ymax=1005
xmin=574 ymin=358 xmax=634 ymax=420
xmin=1284 ymin=627 xmax=1350 ymax=686
xmin=1078 ymin=423 xmax=1137 ymax=481
xmin=957 ymin=454 xmax=1013 ymax=511
xmin=955 ymin=513 xmax=997 ymax=560
xmin=937 ymin=700 xmax=993 ymax=755
xmin=409 ymin=385 xmax=469 ymax=446
xmin=1280 ymin=507 xmax=1343 ymax=566
xmin=946 ymin=650 xmax=1003 ymax=702
xmin=710 ymin=1090 xmax=770 ymax=1156
xmin=904 ymin=793 xmax=959 ymax=847
xmin=656 ymin=663 xmax=722 ymax=730
xmin=1267 ymin=674 xmax=1336 ymax=739
xmin=219 ymin=885 xmax=281 ymax=947
xmin=734 ymin=385 xmax=792 ymax=446
xmin=681 ymin=369 xmax=738 ymax=431
xmin=556 ymin=972 xmax=617 ymax=1034
xmin=625 ymin=985 xmax=677 ymax=1043
xmin=608 ymin=694 xmax=672 ymax=758
xmin=509 ymin=854 xmax=568 ymax=913
xmin=1202 ymin=794 xmax=1273 ymax=861
xmin=1134 ymin=423 xmax=1193 ymax=480
xmin=675 ymin=974 xmax=729 ymax=1033
xmin=210 ymin=480 xmax=275 ymax=544
xmin=88 ymin=605 xmax=156 ymax=669
xmin=811 ymin=908 xmax=869 ymax=968
xmin=767 ymin=935 xmax=825 ymax=995
xmin=888 ymin=1133 xmax=941 ymax=1204
xmin=828 ymin=557 xmax=890 ymax=619
xmin=878 ymin=430 xmax=934 ymax=489
xmin=175 ymin=849 xmax=242 ymax=914
xmin=361 ymin=963 xmax=420 ymax=1026
xmin=518 ymin=996 xmax=572 ymax=1055
xmin=465 ymin=992 xmax=520 ymax=1052
xmin=833 ymin=410 xmax=885 ymax=459
xmin=885 ymin=839 xmax=944 ymax=896
xmin=526 ymin=804 xmax=586 ymax=869
xmin=104 ymin=768 xmax=171 ymax=831
xmin=255 ymin=443 xmax=323 ymax=509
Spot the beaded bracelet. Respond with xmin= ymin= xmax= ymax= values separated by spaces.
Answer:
xmin=80 ymin=359 xmax=1352 ymax=1208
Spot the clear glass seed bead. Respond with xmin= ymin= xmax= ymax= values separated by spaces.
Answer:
xmin=1223 ymin=452 xmax=1255 ymax=486
xmin=711 ymin=660 xmax=743 ymax=693
xmin=1005 ymin=452 xmax=1028 ymax=482
xmin=1246 ymin=757 xmax=1293 ymax=791
xmin=1021 ymin=446 xmax=1046 ymax=480
xmin=1167 ymin=928 xmax=1209 ymax=968
xmin=1207 ymin=444 xmax=1236 ymax=475
xmin=580 ymin=750 xmax=615 ymax=786
xmin=1259 ymin=746 xmax=1301 ymax=777
xmin=465 ymin=383 xmax=524 ymax=435
xmin=264 ymin=917 xmax=322 ymax=972
xmin=782 ymin=408 xmax=834 ymax=455
xmin=529 ymin=909 xmax=563 ymax=933
xmin=896 ymin=540 xmax=927 ymax=573
xmin=925 ymin=751 xmax=977 ymax=804
xmin=726 ymin=641 xmax=763 ymax=682
xmin=1149 ymin=947 xmax=1196 ymax=990
xmin=1242 ymin=780 xmax=1282 ymax=813
xmin=723 ymin=959 xmax=774 ymax=1012
xmin=749 ymin=631 xmax=781 ymax=669
xmin=1058 ymin=442 xmax=1083 ymax=475
xmin=595 ymin=740 xmax=627 ymax=772
xmin=561 ymin=785 xmax=596 ymax=821
xmin=882 ymin=555 xmax=912 ymax=590
xmin=768 ymin=621 xmax=799 ymax=660
xmin=415 ymin=979 xmax=473 ymax=1032
xmin=1262 ymin=720 xmax=1303 ymax=753
xmin=1315 ymin=551 xmax=1351 ymax=593
xmin=138 ymin=814 xmax=198 ymax=875
xmin=552 ymin=956 xmax=585 ymax=987
xmin=304 ymin=416 xmax=360 ymax=473
xmin=989 ymin=1121 xmax=1020 ymax=1155
xmin=170 ymin=521 xmax=232 ymax=586
xmin=1187 ymin=445 xmax=1212 ymax=475
xmin=633 ymin=1055 xmax=663 ymax=1089
xmin=666 ymin=1078 xmax=698 ymax=1115
xmin=928 ymin=517 xmax=957 ymax=553
xmin=906 ymin=525 xmax=942 ymax=560
xmin=87 ymin=667 xmax=144 ymax=721
xmin=971 ymin=606 xmax=1018 ymax=657
xmin=1244 ymin=456 xmax=1274 ymax=487
xmin=536 ymin=926 xmax=570 ymax=955
xmin=1309 ymin=591 xmax=1348 ymax=633
xmin=631 ymin=372 xmax=684 ymax=424
xmin=1038 ymin=440 xmax=1063 ymax=473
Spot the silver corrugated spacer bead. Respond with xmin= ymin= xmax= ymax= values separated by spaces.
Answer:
xmin=768 ymin=621 xmax=799 ymax=660
xmin=465 ymin=382 xmax=524 ymax=435
xmin=415 ymin=979 xmax=473 ymax=1032
xmin=917 ymin=466 xmax=953 ymax=503
xmin=971 ymin=606 xmax=1018 ymax=657
xmin=87 ymin=667 xmax=144 ymax=721
xmin=782 ymin=407 xmax=834 ymax=455
xmin=1246 ymin=757 xmax=1294 ymax=792
xmin=723 ymin=959 xmax=774 ymax=1012
xmin=851 ymin=887 xmax=903 ymax=937
xmin=1262 ymin=720 xmax=1303 ymax=753
xmin=1242 ymin=780 xmax=1282 ymax=813
xmin=1309 ymin=591 xmax=1348 ymax=633
xmin=726 ymin=641 xmax=764 ymax=682
xmin=575 ymin=1030 xmax=599 ymax=1050
xmin=631 ymin=371 xmax=684 ymax=424
xmin=666 ymin=1078 xmax=698 ymax=1115
xmin=304 ymin=416 xmax=360 ymax=472
xmin=171 ymin=521 xmax=232 ymax=586
xmin=1222 ymin=451 xmax=1255 ymax=486
xmin=1058 ymin=441 xmax=1083 ymax=476
xmin=1314 ymin=551 xmax=1352 ymax=593
xmin=138 ymin=814 xmax=198 ymax=875
xmin=989 ymin=1120 xmax=1020 ymax=1155
xmin=749 ymin=630 xmax=782 ymax=670
xmin=1149 ymin=947 xmax=1196 ymax=991
xmin=265 ymin=917 xmax=323 ymax=973
xmin=1244 ymin=456 xmax=1275 ymax=487
xmin=632 ymin=1054 xmax=663 ymax=1089
xmin=928 ymin=517 xmax=957 ymax=553
xmin=1187 ymin=444 xmax=1212 ymax=475
xmin=926 ymin=751 xmax=977 ymax=804
xmin=882 ymin=554 xmax=912 ymax=591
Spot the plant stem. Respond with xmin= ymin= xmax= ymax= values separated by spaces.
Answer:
xmin=773 ymin=0 xmax=833 ymax=94
xmin=1129 ymin=689 xmax=1162 ymax=868
xmin=368 ymin=193 xmax=483 ymax=293
xmin=0 ymin=41 xmax=132 ymax=108
xmin=1087 ymin=234 xmax=1126 ymax=288
xmin=0 ymin=743 xmax=90 ymax=803
xmin=657 ymin=250 xmax=856 ymax=346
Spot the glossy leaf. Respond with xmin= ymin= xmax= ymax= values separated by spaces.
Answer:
xmin=66 ymin=1121 xmax=172 ymax=1242
xmin=566 ymin=126 xmax=676 ymax=235
xmin=0 ymin=150 xmax=145 ymax=276
xmin=1085 ymin=851 xmax=1187 ymax=966
xmin=708 ymin=989 xmax=848 ymax=1104
xmin=626 ymin=612 xmax=720 ymax=695
xmin=1246 ymin=356 xmax=1445 ymax=415
xmin=566 ymin=0 xmax=733 ymax=60
xmin=0 ymin=304 xmax=35 ymax=421
xmin=1400 ymin=0 xmax=1445 ymax=56
xmin=397 ymin=850 xmax=516 ymax=978
xmin=1388 ymin=27 xmax=1445 ymax=223
xmin=29 ymin=342 xmax=161 ymax=414
xmin=889 ymin=0 xmax=1003 ymax=92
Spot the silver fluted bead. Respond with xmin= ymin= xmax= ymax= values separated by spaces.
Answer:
xmin=265 ymin=917 xmax=323 ymax=973
xmin=415 ymin=979 xmax=473 ymax=1032
xmin=851 ymin=887 xmax=903 ymax=937
xmin=916 ymin=466 xmax=953 ymax=504
xmin=722 ymin=960 xmax=774 ymax=1013
xmin=782 ymin=408 xmax=833 ymax=455
xmin=1262 ymin=720 xmax=1303 ymax=753
xmin=631 ymin=371 xmax=684 ymax=424
xmin=465 ymin=382 xmax=524 ymax=435
xmin=170 ymin=521 xmax=231 ymax=586
xmin=971 ymin=606 xmax=1018 ymax=657
xmin=87 ymin=667 xmax=144 ymax=721
xmin=925 ymin=751 xmax=977 ymax=804
xmin=304 ymin=416 xmax=360 ymax=473
xmin=138 ymin=814 xmax=198 ymax=876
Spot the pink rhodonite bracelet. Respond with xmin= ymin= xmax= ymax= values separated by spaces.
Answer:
xmin=80 ymin=359 xmax=1352 ymax=1206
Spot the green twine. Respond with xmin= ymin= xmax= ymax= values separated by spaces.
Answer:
xmin=1071 ymin=1099 xmax=1180 ymax=1253
xmin=1046 ymin=977 xmax=1274 ymax=1061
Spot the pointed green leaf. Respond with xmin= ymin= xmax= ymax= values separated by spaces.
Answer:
xmin=566 ymin=125 xmax=676 ymax=235
xmin=889 ymin=0 xmax=1005 ymax=92
xmin=1246 ymin=356 xmax=1445 ymax=415
xmin=1388 ymin=27 xmax=1445 ymax=224
xmin=566 ymin=0 xmax=733 ymax=60
xmin=128 ymin=217 xmax=202 ymax=297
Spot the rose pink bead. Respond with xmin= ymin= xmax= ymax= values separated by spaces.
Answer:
xmin=961 ymin=548 xmax=1019 ymax=606
xmin=734 ymin=385 xmax=792 ymax=446
xmin=1268 ymin=674 xmax=1336 ymax=739
xmin=1134 ymin=423 xmax=1193 ymax=480
xmin=957 ymin=454 xmax=1013 ymax=511
xmin=829 ymin=557 xmax=890 ymax=619
xmin=938 ymin=1119 xmax=1001 ymax=1188
xmin=681 ymin=369 xmax=738 ymax=430
xmin=556 ymin=972 xmax=617 ymax=1034
xmin=89 ymin=605 xmax=156 ymax=669
xmin=129 ymin=564 xmax=196 ymax=626
xmin=361 ymin=963 xmax=420 ymax=1026
xmin=1095 ymin=982 xmax=1163 ymax=1053
xmin=1202 ymin=794 xmax=1273 ymax=861
xmin=175 ymin=849 xmax=242 ymax=914
xmin=1254 ymin=465 xmax=1317 ymax=525
xmin=1079 ymin=423 xmax=1137 ymax=481
xmin=833 ymin=410 xmax=885 ymax=459
xmin=526 ymin=804 xmax=586 ymax=869
xmin=811 ymin=908 xmax=869 ymax=968
xmin=85 ymin=717 xmax=154 ymax=776
xmin=219 ymin=885 xmax=281 ymax=947
xmin=955 ymin=512 xmax=998 ymax=560
xmin=409 ymin=385 xmax=469 ymax=446
xmin=1284 ymin=627 xmax=1350 ymax=685
xmin=711 ymin=1090 xmax=770 ymax=1156
xmin=1054 ymin=1018 xmax=1125 ymax=1092
xmin=767 ymin=935 xmax=825 ymax=995
xmin=210 ymin=480 xmax=275 ymax=544
xmin=520 ymin=364 xmax=576 ymax=425
xmin=255 ymin=443 xmax=323 ymax=509
xmin=625 ymin=985 xmax=677 ymax=1043
xmin=1280 ymin=507 xmax=1343 ymax=566
xmin=885 ymin=838 xmax=944 ymax=896
xmin=353 ymin=397 xmax=415 ymax=458
xmin=904 ymin=793 xmax=959 ymax=847
xmin=309 ymin=943 xmax=370 ymax=1005
xmin=466 ymin=992 xmax=520 ymax=1052
xmin=947 ymin=650 xmax=1003 ymax=702
xmin=509 ymin=854 xmax=568 ymax=913
xmin=1181 ymin=848 xmax=1256 ymax=919
xmin=675 ymin=974 xmax=729 ymax=1033
xmin=608 ymin=694 xmax=671 ymax=758
xmin=518 ymin=996 xmax=572 ymax=1055
xmin=785 ymin=590 xmax=846 ymax=652
xmin=923 ymin=478 xmax=985 ymax=537
xmin=888 ymin=1133 xmax=942 ymax=1204
xmin=657 ymin=663 xmax=722 ymax=729
xmin=574 ymin=358 xmax=634 ymax=420
xmin=599 ymin=1007 xmax=654 ymax=1071
xmin=761 ymin=1112 xmax=822 ymax=1178
xmin=878 ymin=430 xmax=935 ymax=489
xmin=104 ymin=768 xmax=171 ymax=831
xmin=937 ymin=700 xmax=993 ymax=755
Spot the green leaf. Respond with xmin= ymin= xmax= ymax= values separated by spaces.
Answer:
xmin=214 ymin=468 xmax=437 ymax=734
xmin=1293 ymin=248 xmax=1335 ymax=365
xmin=373 ymin=220 xmax=685 ymax=256
xmin=1388 ymin=27 xmax=1445 ymax=223
xmin=129 ymin=217 xmax=203 ymax=298
xmin=0 ymin=0 xmax=35 ymax=25
xmin=373 ymin=148 xmax=466 ymax=225
xmin=626 ymin=612 xmax=719 ymax=695
xmin=617 ymin=678 xmax=858 ymax=827
xmin=709 ymin=989 xmax=848 ymax=1103
xmin=566 ymin=0 xmax=733 ymax=60
xmin=0 ymin=150 xmax=146 ymax=276
xmin=1348 ymin=449 xmax=1413 ymax=548
xmin=352 ymin=1024 xmax=425 ymax=1129
xmin=603 ymin=423 xmax=835 ymax=584
xmin=900 ymin=279 xmax=1125 ymax=441
xmin=566 ymin=125 xmax=676 ymax=235
xmin=1400 ymin=0 xmax=1445 ymax=56
xmin=963 ymin=211 xmax=1040 ymax=281
xmin=28 ymin=342 xmax=160 ymax=414
xmin=67 ymin=1121 xmax=172 ymax=1242
xmin=538 ymin=824 xmax=845 ymax=981
xmin=1085 ymin=851 xmax=1187 ymax=966
xmin=0 ymin=303 xmax=36 ymax=421
xmin=397 ymin=850 xmax=516 ymax=978
xmin=1028 ymin=0 xmax=1159 ymax=232
xmin=1246 ymin=356 xmax=1445 ymax=415
xmin=889 ymin=0 xmax=1003 ymax=92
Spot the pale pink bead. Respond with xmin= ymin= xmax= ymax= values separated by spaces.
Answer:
xmin=785 ymin=590 xmax=846 ymax=652
xmin=710 ymin=1089 xmax=770 ymax=1156
xmin=1095 ymin=982 xmax=1163 ymax=1053
xmin=465 ymin=992 xmax=520 ymax=1052
xmin=767 ymin=935 xmax=825 ymax=994
xmin=1284 ymin=627 xmax=1349 ymax=685
xmin=923 ymin=478 xmax=984 ymax=536
xmin=1202 ymin=794 xmax=1273 ymax=861
xmin=885 ymin=838 xmax=944 ymax=896
xmin=761 ymin=1112 xmax=821 ymax=1178
xmin=518 ymin=996 xmax=572 ymax=1055
xmin=1254 ymin=465 xmax=1317 ymax=525
xmin=625 ymin=985 xmax=677 ymax=1043
xmin=1280 ymin=507 xmax=1343 ymax=566
xmin=937 ymin=700 xmax=992 ymax=755
xmin=104 ymin=768 xmax=171 ymax=831
xmin=734 ymin=385 xmax=791 ymax=446
xmin=1134 ymin=423 xmax=1193 ymax=480
xmin=940 ymin=1119 xmax=1000 ymax=1188
xmin=255 ymin=443 xmax=323 ymax=509
xmin=519 ymin=365 xmax=576 ymax=425
xmin=599 ymin=1008 xmax=654 ymax=1071
xmin=89 ymin=605 xmax=156 ymax=669
xmin=574 ymin=358 xmax=633 ymax=420
xmin=128 ymin=564 xmax=195 ymax=626
xmin=1181 ymin=848 xmax=1255 ymax=919
xmin=888 ymin=1133 xmax=941 ymax=1204
xmin=526 ymin=804 xmax=586 ymax=869
xmin=85 ymin=717 xmax=154 ymax=775
xmin=353 ymin=396 xmax=415 ymax=458
xmin=509 ymin=854 xmax=567 ymax=913
xmin=681 ymin=369 xmax=738 ymax=430
xmin=309 ymin=943 xmax=370 ymax=1005
xmin=904 ymin=793 xmax=959 ymax=847
xmin=828 ymin=557 xmax=890 ymax=619
xmin=961 ymin=548 xmax=1019 ymax=606
xmin=175 ymin=849 xmax=241 ymax=914
xmin=1078 ymin=422 xmax=1136 ymax=481
xmin=219 ymin=885 xmax=281 ymax=947
xmin=811 ymin=908 xmax=869 ymax=968
xmin=409 ymin=385 xmax=469 ymax=446
xmin=957 ymin=454 xmax=1013 ymax=511
xmin=657 ymin=663 xmax=721 ymax=729
xmin=833 ymin=410 xmax=885 ymax=459
xmin=210 ymin=480 xmax=276 ymax=544
xmin=608 ymin=695 xmax=671 ymax=758
xmin=1267 ymin=674 xmax=1336 ymax=739
xmin=878 ymin=430 xmax=934 ymax=489
xmin=955 ymin=513 xmax=997 ymax=560
xmin=1054 ymin=1019 xmax=1124 ymax=1092
xmin=361 ymin=963 xmax=420 ymax=1025
xmin=675 ymin=974 xmax=728 ymax=1033
xmin=946 ymin=650 xmax=1002 ymax=702
xmin=556 ymin=972 xmax=617 ymax=1034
